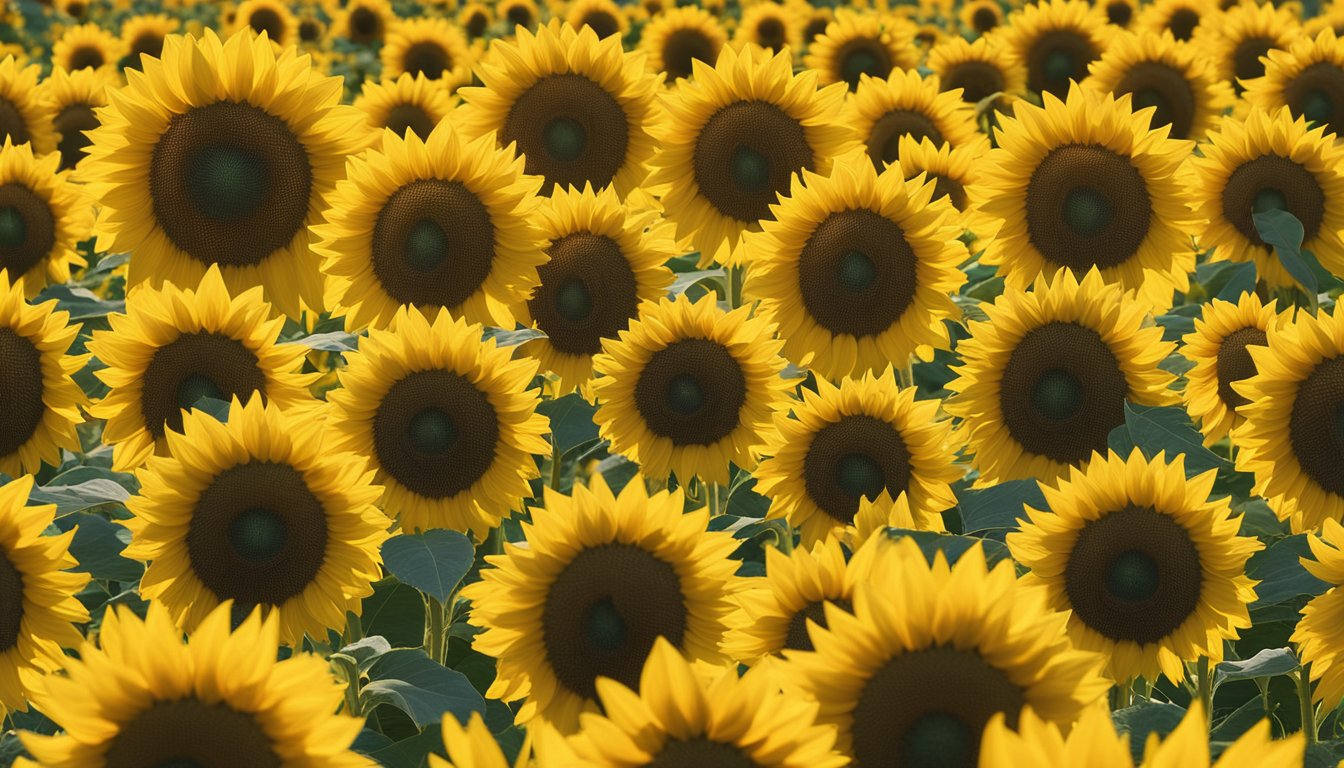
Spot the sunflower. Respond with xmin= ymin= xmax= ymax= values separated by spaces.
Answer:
xmin=231 ymin=0 xmax=300 ymax=48
xmin=332 ymin=0 xmax=395 ymax=44
xmin=498 ymin=0 xmax=541 ymax=32
xmin=1304 ymin=5 xmax=1344 ymax=38
xmin=516 ymin=184 xmax=675 ymax=395
xmin=1103 ymin=0 xmax=1141 ymax=28
xmin=744 ymin=150 xmax=966 ymax=379
xmin=313 ymin=120 xmax=546 ymax=332
xmin=638 ymin=6 xmax=728 ymax=83
xmin=81 ymin=29 xmax=365 ymax=320
xmin=1181 ymin=293 xmax=1282 ymax=447
xmin=1085 ymin=30 xmax=1234 ymax=140
xmin=804 ymin=11 xmax=919 ymax=91
xmin=0 ymin=475 xmax=89 ymax=714
xmin=88 ymin=266 xmax=315 ymax=473
xmin=1195 ymin=0 xmax=1298 ymax=91
xmin=0 ymin=273 xmax=85 ymax=479
xmin=0 ymin=138 xmax=92 ymax=295
xmin=926 ymin=34 xmax=1029 ymax=108
xmin=1008 ymin=449 xmax=1261 ymax=683
xmin=895 ymin=134 xmax=991 ymax=228
xmin=351 ymin=72 xmax=456 ymax=141
xmin=1294 ymin=517 xmax=1344 ymax=711
xmin=1242 ymin=28 xmax=1344 ymax=142
xmin=727 ymin=536 xmax=856 ymax=662
xmin=960 ymin=0 xmax=1006 ymax=36
xmin=458 ymin=22 xmax=661 ymax=198
xmin=802 ymin=7 xmax=835 ymax=46
xmin=649 ymin=44 xmax=857 ymax=266
xmin=462 ymin=475 xmax=742 ymax=733
xmin=297 ymin=16 xmax=326 ymax=46
xmin=972 ymin=84 xmax=1199 ymax=309
xmin=123 ymin=397 xmax=389 ymax=645
xmin=460 ymin=2 xmax=493 ymax=40
xmin=786 ymin=534 xmax=1109 ymax=766
xmin=1137 ymin=0 xmax=1219 ymax=42
xmin=51 ymin=23 xmax=123 ymax=74
xmin=36 ymin=66 xmax=113 ymax=174
xmin=0 ymin=57 xmax=47 ymax=155
xmin=566 ymin=637 xmax=848 ymax=767
xmin=18 ymin=602 xmax=372 ymax=767
xmin=567 ymin=0 xmax=630 ymax=40
xmin=733 ymin=2 xmax=804 ymax=56
xmin=1184 ymin=106 xmax=1344 ymax=287
xmin=118 ymin=13 xmax=178 ymax=70
xmin=946 ymin=268 xmax=1178 ymax=486
xmin=381 ymin=17 xmax=472 ymax=90
xmin=55 ymin=0 xmax=89 ymax=18
xmin=845 ymin=67 xmax=981 ymax=172
xmin=326 ymin=307 xmax=549 ymax=539
xmin=1000 ymin=0 xmax=1111 ymax=97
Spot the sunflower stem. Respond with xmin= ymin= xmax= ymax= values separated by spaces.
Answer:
xmin=727 ymin=265 xmax=744 ymax=309
xmin=425 ymin=596 xmax=448 ymax=666
xmin=1299 ymin=665 xmax=1318 ymax=746
xmin=342 ymin=610 xmax=363 ymax=648
xmin=331 ymin=655 xmax=362 ymax=718
xmin=548 ymin=437 xmax=564 ymax=491
xmin=1196 ymin=656 xmax=1214 ymax=729
xmin=774 ymin=520 xmax=794 ymax=555
xmin=707 ymin=482 xmax=725 ymax=516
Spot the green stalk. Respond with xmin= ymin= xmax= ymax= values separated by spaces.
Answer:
xmin=425 ymin=596 xmax=448 ymax=666
xmin=727 ymin=265 xmax=744 ymax=309
xmin=341 ymin=610 xmax=363 ymax=648
xmin=1299 ymin=665 xmax=1318 ymax=746
xmin=1197 ymin=656 xmax=1214 ymax=728
xmin=331 ymin=655 xmax=362 ymax=717
xmin=549 ymin=437 xmax=563 ymax=490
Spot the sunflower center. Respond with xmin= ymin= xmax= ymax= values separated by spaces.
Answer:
xmin=402 ymin=219 xmax=449 ymax=272
xmin=227 ymin=508 xmax=288 ymax=564
xmin=756 ymin=18 xmax=786 ymax=51
xmin=1233 ymin=38 xmax=1274 ymax=85
xmin=972 ymin=7 xmax=999 ymax=32
xmin=466 ymin=12 xmax=489 ymax=39
xmin=102 ymin=698 xmax=280 ymax=768
xmin=68 ymin=45 xmax=105 ymax=71
xmin=851 ymin=647 xmax=1024 ymax=767
xmin=1215 ymin=326 xmax=1267 ymax=410
xmin=784 ymin=597 xmax=851 ymax=652
xmin=547 ymin=278 xmax=592 ymax=324
xmin=836 ymin=249 xmax=878 ymax=292
xmin=634 ymin=338 xmax=747 ymax=447
xmin=1106 ymin=1 xmax=1133 ymax=26
xmin=248 ymin=8 xmax=285 ymax=41
xmin=837 ymin=453 xmax=887 ymax=498
xmin=383 ymin=103 xmax=437 ymax=140
xmin=176 ymin=374 xmax=224 ymax=411
xmin=1222 ymin=154 xmax=1325 ymax=246
xmin=1065 ymin=505 xmax=1203 ymax=643
xmin=543 ymin=117 xmax=587 ymax=162
xmin=542 ymin=543 xmax=687 ymax=699
xmin=373 ymin=369 xmax=500 ymax=499
xmin=1252 ymin=187 xmax=1288 ymax=214
xmin=371 ymin=179 xmax=495 ymax=310
xmin=141 ymin=333 xmax=268 ymax=439
xmin=1026 ymin=144 xmax=1151 ymax=271
xmin=1043 ymin=51 xmax=1074 ymax=83
xmin=0 ymin=328 xmax=45 ymax=461
xmin=805 ymin=18 xmax=829 ymax=44
xmin=695 ymin=100 xmax=814 ymax=222
xmin=1031 ymin=368 xmax=1084 ymax=421
xmin=942 ymin=61 xmax=1006 ymax=105
xmin=184 ymin=145 xmax=269 ymax=222
xmin=0 ymin=184 xmax=55 ymax=278
xmin=130 ymin=31 xmax=166 ymax=62
xmin=0 ymin=208 xmax=23 ymax=249
xmin=1118 ymin=61 xmax=1196 ymax=137
xmin=299 ymin=20 xmax=320 ymax=42
xmin=580 ymin=11 xmax=621 ymax=39
xmin=837 ymin=40 xmax=892 ymax=90
xmin=1283 ymin=62 xmax=1344 ymax=136
xmin=804 ymin=414 xmax=912 ymax=525
xmin=0 ymin=98 xmax=30 ymax=147
xmin=1289 ymin=356 xmax=1344 ymax=496
xmin=53 ymin=102 xmax=99 ymax=171
xmin=867 ymin=110 xmax=944 ymax=169
xmin=502 ymin=73 xmax=630 ymax=194
xmin=0 ymin=552 xmax=25 ymax=654
xmin=403 ymin=42 xmax=451 ymax=80
xmin=662 ymin=29 xmax=717 ymax=81
xmin=507 ymin=5 xmax=533 ymax=27
xmin=1027 ymin=31 xmax=1097 ymax=97
xmin=645 ymin=738 xmax=760 ymax=768
xmin=350 ymin=7 xmax=381 ymax=39
xmin=1301 ymin=89 xmax=1333 ymax=124
xmin=1061 ymin=186 xmax=1112 ymax=237
xmin=798 ymin=208 xmax=919 ymax=337
xmin=529 ymin=231 xmax=640 ymax=355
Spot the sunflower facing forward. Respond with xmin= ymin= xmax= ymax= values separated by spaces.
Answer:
xmin=1243 ymin=28 xmax=1344 ymax=140
xmin=314 ymin=120 xmax=547 ymax=332
xmin=844 ymin=67 xmax=981 ymax=172
xmin=638 ymin=6 xmax=727 ymax=83
xmin=1008 ymin=449 xmax=1261 ymax=684
xmin=332 ymin=0 xmax=395 ymax=45
xmin=1196 ymin=0 xmax=1298 ymax=92
xmin=381 ymin=17 xmax=473 ymax=87
xmin=0 ymin=138 xmax=93 ymax=296
xmin=591 ymin=293 xmax=792 ymax=486
xmin=119 ymin=13 xmax=179 ymax=70
xmin=463 ymin=476 xmax=742 ymax=733
xmin=946 ymin=268 xmax=1178 ymax=486
xmin=0 ymin=57 xmax=51 ymax=154
xmin=36 ymin=66 xmax=115 ymax=173
xmin=326 ymin=307 xmax=550 ymax=540
xmin=51 ymin=23 xmax=123 ymax=74
xmin=804 ymin=10 xmax=919 ymax=91
xmin=19 ymin=602 xmax=372 ymax=767
xmin=231 ymin=0 xmax=300 ymax=49
xmin=925 ymin=35 xmax=1029 ymax=109
xmin=123 ymin=397 xmax=390 ymax=645
xmin=351 ymin=73 xmax=457 ymax=142
xmin=1000 ymin=0 xmax=1112 ymax=97
xmin=1181 ymin=292 xmax=1282 ymax=447
xmin=81 ymin=29 xmax=366 ymax=319
xmin=972 ymin=84 xmax=1199 ymax=309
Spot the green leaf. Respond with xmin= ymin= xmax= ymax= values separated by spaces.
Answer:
xmin=1195 ymin=260 xmax=1257 ymax=303
xmin=1248 ymin=535 xmax=1330 ymax=613
xmin=955 ymin=479 xmax=1045 ymax=534
xmin=362 ymin=649 xmax=488 ymax=729
xmin=1210 ymin=695 xmax=1268 ymax=744
xmin=336 ymin=635 xmax=392 ymax=674
xmin=30 ymin=479 xmax=130 ymax=515
xmin=361 ymin=579 xmax=428 ymax=649
xmin=1122 ymin=404 xmax=1231 ymax=476
xmin=1215 ymin=647 xmax=1299 ymax=686
xmin=1253 ymin=209 xmax=1317 ymax=294
xmin=482 ymin=326 xmax=547 ymax=348
xmin=35 ymin=284 xmax=125 ymax=321
xmin=669 ymin=269 xmax=726 ymax=295
xmin=353 ymin=727 xmax=445 ymax=768
xmin=282 ymin=331 xmax=360 ymax=353
xmin=1112 ymin=703 xmax=1187 ymax=765
xmin=539 ymin=393 xmax=600 ymax=455
xmin=186 ymin=397 xmax=232 ymax=423
xmin=381 ymin=531 xmax=475 ymax=604
xmin=63 ymin=513 xmax=142 ymax=582
xmin=879 ymin=529 xmax=1012 ymax=567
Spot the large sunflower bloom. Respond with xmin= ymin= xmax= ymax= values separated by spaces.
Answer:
xmin=946 ymin=268 xmax=1178 ymax=486
xmin=123 ymin=397 xmax=390 ymax=645
xmin=803 ymin=10 xmax=920 ymax=91
xmin=81 ymin=29 xmax=366 ymax=319
xmin=18 ymin=602 xmax=372 ymax=767
xmin=925 ymin=35 xmax=1029 ymax=109
xmin=844 ymin=66 xmax=981 ymax=171
xmin=999 ymin=0 xmax=1112 ymax=97
xmin=1195 ymin=0 xmax=1298 ymax=91
xmin=1180 ymin=292 xmax=1282 ymax=447
xmin=462 ymin=476 xmax=742 ymax=733
xmin=1242 ymin=28 xmax=1344 ymax=139
xmin=0 ymin=138 xmax=93 ymax=296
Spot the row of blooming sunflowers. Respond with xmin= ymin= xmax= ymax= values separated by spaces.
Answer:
xmin=6 ymin=0 xmax=1344 ymax=764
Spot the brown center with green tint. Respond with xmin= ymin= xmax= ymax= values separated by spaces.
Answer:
xmin=542 ymin=543 xmax=687 ymax=700
xmin=803 ymin=415 xmax=913 ymax=525
xmin=53 ymin=101 xmax=99 ymax=171
xmin=0 ymin=97 xmax=30 ymax=147
xmin=694 ymin=100 xmax=813 ymax=222
xmin=941 ymin=60 xmax=1006 ymax=105
xmin=851 ymin=647 xmax=1025 ymax=768
xmin=999 ymin=322 xmax=1129 ymax=465
xmin=140 ymin=333 xmax=268 ymax=438
xmin=1222 ymin=154 xmax=1325 ymax=247
xmin=1284 ymin=62 xmax=1344 ymax=137
xmin=1215 ymin=326 xmax=1267 ymax=410
xmin=371 ymin=179 xmax=496 ymax=311
xmin=0 ymin=328 xmax=44 ymax=461
xmin=1025 ymin=143 xmax=1151 ymax=271
xmin=662 ymin=28 xmax=717 ymax=81
xmin=865 ymin=109 xmax=944 ymax=170
xmin=1064 ymin=505 xmax=1203 ymax=643
xmin=67 ymin=45 xmax=105 ymax=71
xmin=797 ymin=208 xmax=919 ymax=336
xmin=755 ymin=17 xmax=787 ymax=52
xmin=836 ymin=38 xmax=894 ymax=90
xmin=403 ymin=41 xmax=452 ymax=80
xmin=0 ymin=552 xmax=24 ymax=654
xmin=349 ymin=6 xmax=384 ymax=42
xmin=1115 ymin=61 xmax=1197 ymax=139
xmin=1289 ymin=356 xmax=1344 ymax=496
xmin=634 ymin=338 xmax=747 ymax=446
xmin=372 ymin=369 xmax=500 ymax=500
xmin=1232 ymin=37 xmax=1275 ymax=87
xmin=528 ymin=231 xmax=640 ymax=356
xmin=382 ymin=103 xmax=437 ymax=140
xmin=103 ymin=698 xmax=281 ymax=768
xmin=646 ymin=739 xmax=761 ymax=768
xmin=502 ymin=74 xmax=630 ymax=194
xmin=187 ymin=461 xmax=328 ymax=608
xmin=150 ymin=101 xmax=313 ymax=268
xmin=784 ymin=597 xmax=852 ymax=652
xmin=0 ymin=183 xmax=55 ymax=277
xmin=1026 ymin=30 xmax=1098 ymax=97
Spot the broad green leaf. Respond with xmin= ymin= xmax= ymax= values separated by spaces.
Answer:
xmin=1253 ymin=209 xmax=1317 ymax=294
xmin=362 ymin=649 xmax=488 ymax=728
xmin=1214 ymin=647 xmax=1299 ymax=686
xmin=1247 ymin=535 xmax=1329 ymax=612
xmin=30 ymin=479 xmax=129 ymax=515
xmin=63 ymin=514 xmax=142 ymax=582
xmin=482 ymin=326 xmax=547 ymax=348
xmin=361 ymin=579 xmax=427 ymax=649
xmin=1112 ymin=703 xmax=1187 ymax=765
xmin=539 ymin=393 xmax=600 ymax=455
xmin=955 ymin=479 xmax=1045 ymax=534
xmin=336 ymin=635 xmax=393 ymax=674
xmin=381 ymin=531 xmax=475 ymax=604
xmin=282 ymin=331 xmax=359 ymax=353
xmin=1122 ymin=404 xmax=1231 ymax=475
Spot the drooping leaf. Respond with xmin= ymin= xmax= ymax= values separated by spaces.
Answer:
xmin=30 ymin=478 xmax=130 ymax=515
xmin=1120 ymin=404 xmax=1231 ymax=475
xmin=381 ymin=531 xmax=475 ymax=604
xmin=362 ymin=649 xmax=488 ymax=729
xmin=955 ymin=479 xmax=1045 ymax=534
xmin=1253 ymin=209 xmax=1317 ymax=294
xmin=1214 ymin=647 xmax=1299 ymax=686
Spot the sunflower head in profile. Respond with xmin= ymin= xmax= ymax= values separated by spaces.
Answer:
xmin=88 ymin=265 xmax=315 ymax=473
xmin=1243 ymin=28 xmax=1344 ymax=149
xmin=786 ymin=534 xmax=1110 ymax=767
xmin=972 ymin=83 xmax=1199 ymax=309
xmin=314 ymin=120 xmax=547 ymax=332
xmin=0 ymin=137 xmax=93 ymax=295
xmin=499 ymin=0 xmax=541 ymax=33
xmin=638 ymin=6 xmax=728 ymax=83
xmin=895 ymin=133 xmax=992 ymax=227
xmin=230 ymin=0 xmax=300 ymax=49
xmin=960 ymin=0 xmax=1006 ymax=36
xmin=1085 ymin=29 xmax=1234 ymax=141
xmin=0 ymin=57 xmax=51 ymax=155
xmin=516 ymin=184 xmax=675 ymax=395
xmin=755 ymin=368 xmax=960 ymax=547
xmin=332 ymin=0 xmax=395 ymax=45
xmin=19 ymin=602 xmax=373 ymax=767
xmin=803 ymin=10 xmax=919 ymax=91
xmin=1195 ymin=0 xmax=1298 ymax=92
xmin=458 ymin=21 xmax=661 ymax=198
xmin=459 ymin=3 xmax=493 ymax=40
xmin=845 ymin=67 xmax=981 ymax=172
xmin=926 ymin=34 xmax=1029 ymax=109
xmin=649 ymin=44 xmax=858 ymax=267
xmin=946 ymin=268 xmax=1178 ymax=486
xmin=1185 ymin=106 xmax=1344 ymax=287
xmin=326 ymin=307 xmax=549 ymax=540
xmin=745 ymin=150 xmax=966 ymax=380
xmin=1000 ymin=0 xmax=1112 ymax=97
xmin=118 ymin=13 xmax=179 ymax=71
xmin=1292 ymin=518 xmax=1344 ymax=712
xmin=1008 ymin=449 xmax=1261 ymax=684
xmin=124 ymin=397 xmax=390 ymax=645
xmin=1181 ymin=293 xmax=1282 ymax=447
xmin=565 ymin=636 xmax=848 ymax=767
xmin=733 ymin=2 xmax=805 ymax=56
xmin=566 ymin=0 xmax=631 ymax=40
xmin=0 ymin=475 xmax=90 ymax=714
xmin=381 ymin=17 xmax=473 ymax=88
xmin=0 ymin=271 xmax=86 ymax=478
xmin=1137 ymin=0 xmax=1219 ymax=42
xmin=463 ymin=476 xmax=742 ymax=733
xmin=52 ymin=23 xmax=124 ymax=74
xmin=591 ymin=293 xmax=792 ymax=486
xmin=81 ymin=28 xmax=366 ymax=319
xmin=351 ymin=72 xmax=457 ymax=142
